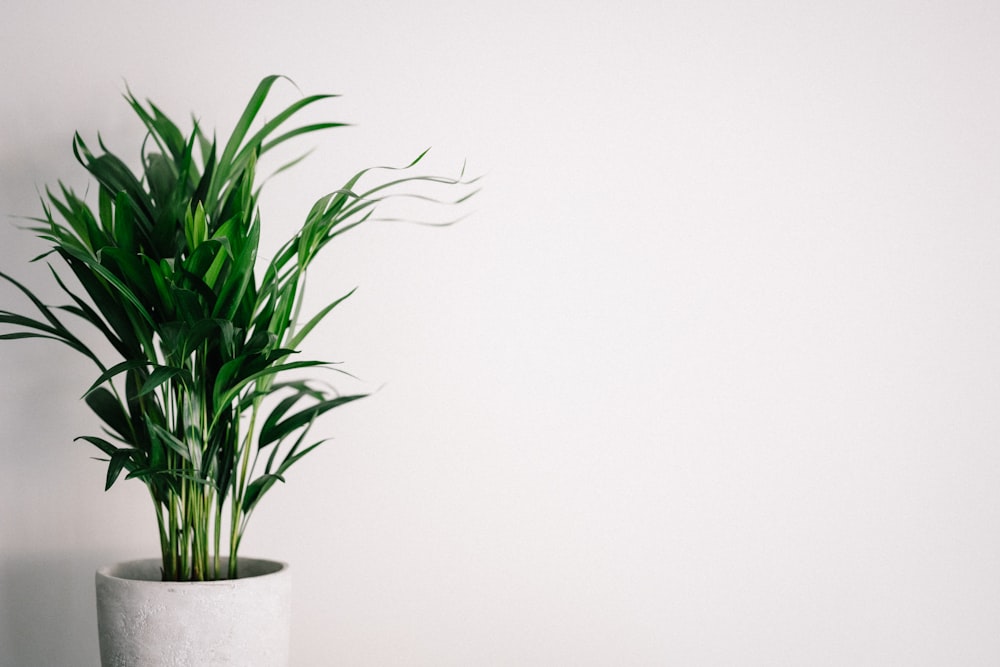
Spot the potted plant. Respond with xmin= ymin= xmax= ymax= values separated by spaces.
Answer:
xmin=0 ymin=75 xmax=473 ymax=666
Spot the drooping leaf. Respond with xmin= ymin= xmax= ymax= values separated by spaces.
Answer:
xmin=258 ymin=393 xmax=367 ymax=449
xmin=84 ymin=387 xmax=134 ymax=442
xmin=105 ymin=448 xmax=137 ymax=490
xmin=287 ymin=287 xmax=356 ymax=350
xmin=82 ymin=359 xmax=149 ymax=398
xmin=211 ymin=359 xmax=327 ymax=420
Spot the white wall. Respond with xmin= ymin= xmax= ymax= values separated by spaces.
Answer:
xmin=2 ymin=1 xmax=1000 ymax=664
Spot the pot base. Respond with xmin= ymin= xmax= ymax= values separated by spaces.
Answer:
xmin=96 ymin=557 xmax=291 ymax=667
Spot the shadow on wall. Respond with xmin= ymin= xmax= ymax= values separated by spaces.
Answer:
xmin=0 ymin=552 xmax=111 ymax=667
xmin=0 ymin=112 xmax=115 ymax=667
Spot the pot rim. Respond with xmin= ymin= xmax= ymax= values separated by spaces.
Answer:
xmin=97 ymin=557 xmax=288 ymax=583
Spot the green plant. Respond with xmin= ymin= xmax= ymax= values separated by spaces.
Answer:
xmin=0 ymin=75 xmax=473 ymax=581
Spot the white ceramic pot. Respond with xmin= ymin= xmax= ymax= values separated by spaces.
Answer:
xmin=95 ymin=557 xmax=291 ymax=667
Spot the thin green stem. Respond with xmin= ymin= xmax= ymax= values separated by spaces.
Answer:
xmin=228 ymin=402 xmax=258 ymax=579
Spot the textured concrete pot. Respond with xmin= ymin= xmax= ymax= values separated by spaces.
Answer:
xmin=95 ymin=557 xmax=291 ymax=667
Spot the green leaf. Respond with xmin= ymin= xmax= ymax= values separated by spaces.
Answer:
xmin=287 ymin=288 xmax=355 ymax=349
xmin=49 ymin=266 xmax=129 ymax=358
xmin=220 ymin=76 xmax=282 ymax=164
xmin=0 ymin=270 xmax=69 ymax=333
xmin=82 ymin=359 xmax=149 ymax=397
xmin=139 ymin=365 xmax=189 ymax=397
xmin=73 ymin=134 xmax=153 ymax=224
xmin=61 ymin=246 xmax=155 ymax=328
xmin=241 ymin=473 xmax=285 ymax=513
xmin=147 ymin=422 xmax=191 ymax=462
xmin=111 ymin=191 xmax=138 ymax=252
xmin=211 ymin=359 xmax=327 ymax=425
xmin=141 ymin=255 xmax=175 ymax=318
xmin=258 ymin=393 xmax=367 ymax=448
xmin=98 ymin=187 xmax=114 ymax=234
xmin=258 ymin=391 xmax=309 ymax=447
xmin=84 ymin=387 xmax=134 ymax=442
xmin=76 ymin=434 xmax=120 ymax=457
xmin=212 ymin=213 xmax=259 ymax=321
xmin=99 ymin=247 xmax=154 ymax=299
xmin=58 ymin=250 xmax=143 ymax=354
xmin=0 ymin=270 xmax=105 ymax=366
xmin=185 ymin=201 xmax=208 ymax=252
xmin=78 ymin=436 xmax=142 ymax=490
xmin=106 ymin=448 xmax=137 ymax=490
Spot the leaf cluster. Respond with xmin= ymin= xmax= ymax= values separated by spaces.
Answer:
xmin=0 ymin=75 xmax=475 ymax=580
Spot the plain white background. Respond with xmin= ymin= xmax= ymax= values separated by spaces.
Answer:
xmin=2 ymin=1 xmax=1000 ymax=665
